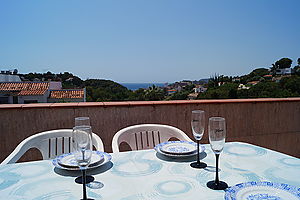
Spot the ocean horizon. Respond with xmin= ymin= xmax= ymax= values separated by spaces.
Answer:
xmin=120 ymin=83 xmax=165 ymax=91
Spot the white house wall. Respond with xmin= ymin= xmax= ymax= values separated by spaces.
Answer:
xmin=18 ymin=94 xmax=48 ymax=104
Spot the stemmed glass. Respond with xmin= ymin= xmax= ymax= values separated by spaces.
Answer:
xmin=190 ymin=110 xmax=207 ymax=169
xmin=73 ymin=125 xmax=94 ymax=200
xmin=206 ymin=117 xmax=228 ymax=190
xmin=74 ymin=117 xmax=94 ymax=184
xmin=75 ymin=117 xmax=91 ymax=127
xmin=74 ymin=117 xmax=103 ymax=189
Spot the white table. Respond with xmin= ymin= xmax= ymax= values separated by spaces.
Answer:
xmin=0 ymin=142 xmax=299 ymax=199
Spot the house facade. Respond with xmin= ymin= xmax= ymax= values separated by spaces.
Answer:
xmin=0 ymin=81 xmax=85 ymax=104
xmin=276 ymin=68 xmax=293 ymax=75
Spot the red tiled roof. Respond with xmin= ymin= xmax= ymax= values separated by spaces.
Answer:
xmin=50 ymin=90 xmax=84 ymax=99
xmin=0 ymin=82 xmax=49 ymax=96
xmin=247 ymin=81 xmax=259 ymax=85
xmin=18 ymin=90 xmax=47 ymax=96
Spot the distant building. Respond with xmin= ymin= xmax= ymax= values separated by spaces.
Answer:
xmin=175 ymin=85 xmax=182 ymax=92
xmin=0 ymin=82 xmax=50 ymax=104
xmin=0 ymin=81 xmax=85 ymax=104
xmin=48 ymin=89 xmax=85 ymax=103
xmin=181 ymin=80 xmax=192 ymax=86
xmin=238 ymin=84 xmax=250 ymax=90
xmin=188 ymin=93 xmax=198 ymax=100
xmin=218 ymin=82 xmax=225 ymax=86
xmin=276 ymin=68 xmax=293 ymax=75
xmin=263 ymin=75 xmax=273 ymax=79
xmin=65 ymin=77 xmax=73 ymax=82
xmin=232 ymin=78 xmax=241 ymax=82
xmin=167 ymin=89 xmax=177 ymax=95
xmin=0 ymin=74 xmax=21 ymax=82
xmin=193 ymin=85 xmax=207 ymax=93
xmin=247 ymin=81 xmax=259 ymax=86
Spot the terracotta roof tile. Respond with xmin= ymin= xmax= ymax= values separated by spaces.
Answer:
xmin=0 ymin=82 xmax=49 ymax=96
xmin=18 ymin=90 xmax=47 ymax=96
xmin=50 ymin=90 xmax=84 ymax=99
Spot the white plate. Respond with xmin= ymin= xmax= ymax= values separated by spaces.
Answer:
xmin=225 ymin=181 xmax=300 ymax=200
xmin=58 ymin=151 xmax=104 ymax=168
xmin=159 ymin=141 xmax=197 ymax=155
xmin=52 ymin=151 xmax=111 ymax=171
xmin=154 ymin=141 xmax=205 ymax=158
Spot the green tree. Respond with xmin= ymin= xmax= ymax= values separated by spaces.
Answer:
xmin=251 ymin=68 xmax=269 ymax=77
xmin=84 ymin=79 xmax=131 ymax=101
xmin=294 ymin=58 xmax=300 ymax=76
xmin=144 ymin=85 xmax=165 ymax=101
xmin=270 ymin=58 xmax=292 ymax=75
xmin=247 ymin=82 xmax=294 ymax=98
xmin=272 ymin=58 xmax=293 ymax=70
xmin=280 ymin=76 xmax=300 ymax=95
xmin=240 ymin=68 xmax=269 ymax=83
xmin=208 ymin=74 xmax=220 ymax=88
xmin=168 ymin=91 xmax=190 ymax=100
xmin=198 ymin=83 xmax=238 ymax=99
xmin=127 ymin=88 xmax=146 ymax=101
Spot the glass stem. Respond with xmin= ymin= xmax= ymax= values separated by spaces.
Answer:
xmin=82 ymin=169 xmax=87 ymax=200
xmin=197 ymin=140 xmax=200 ymax=164
xmin=215 ymin=154 xmax=220 ymax=185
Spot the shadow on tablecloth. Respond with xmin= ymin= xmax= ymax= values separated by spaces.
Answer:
xmin=53 ymin=161 xmax=113 ymax=177
xmin=155 ymin=151 xmax=207 ymax=163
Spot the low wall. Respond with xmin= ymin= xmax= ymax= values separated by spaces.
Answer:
xmin=0 ymin=98 xmax=299 ymax=162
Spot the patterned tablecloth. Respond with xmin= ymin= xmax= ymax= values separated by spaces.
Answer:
xmin=0 ymin=142 xmax=299 ymax=199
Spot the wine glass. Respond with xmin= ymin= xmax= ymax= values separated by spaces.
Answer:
xmin=206 ymin=117 xmax=228 ymax=190
xmin=73 ymin=125 xmax=94 ymax=200
xmin=190 ymin=110 xmax=207 ymax=169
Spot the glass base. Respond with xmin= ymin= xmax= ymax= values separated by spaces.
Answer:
xmin=190 ymin=162 xmax=207 ymax=169
xmin=206 ymin=180 xmax=228 ymax=190
xmin=75 ymin=175 xmax=94 ymax=184
xmin=80 ymin=198 xmax=94 ymax=200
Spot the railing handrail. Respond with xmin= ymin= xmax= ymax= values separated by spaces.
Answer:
xmin=1 ymin=97 xmax=300 ymax=109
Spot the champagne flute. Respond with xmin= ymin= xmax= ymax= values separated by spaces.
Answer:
xmin=190 ymin=110 xmax=207 ymax=169
xmin=74 ymin=117 xmax=94 ymax=184
xmin=73 ymin=125 xmax=94 ymax=200
xmin=206 ymin=117 xmax=228 ymax=190
xmin=74 ymin=117 xmax=103 ymax=189
xmin=75 ymin=117 xmax=90 ymax=127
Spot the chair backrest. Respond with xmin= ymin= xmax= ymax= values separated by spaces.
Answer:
xmin=112 ymin=124 xmax=192 ymax=153
xmin=1 ymin=129 xmax=104 ymax=164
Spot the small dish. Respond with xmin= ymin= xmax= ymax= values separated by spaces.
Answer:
xmin=154 ymin=141 xmax=204 ymax=158
xmin=225 ymin=181 xmax=300 ymax=200
xmin=159 ymin=141 xmax=197 ymax=155
xmin=53 ymin=151 xmax=111 ymax=171
xmin=58 ymin=151 xmax=104 ymax=168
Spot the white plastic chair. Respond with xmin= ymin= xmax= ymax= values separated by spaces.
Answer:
xmin=1 ymin=129 xmax=104 ymax=164
xmin=112 ymin=124 xmax=192 ymax=153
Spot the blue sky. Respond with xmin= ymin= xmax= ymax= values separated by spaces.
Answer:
xmin=0 ymin=0 xmax=299 ymax=83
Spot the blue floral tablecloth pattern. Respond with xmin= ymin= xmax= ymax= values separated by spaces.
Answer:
xmin=0 ymin=142 xmax=299 ymax=200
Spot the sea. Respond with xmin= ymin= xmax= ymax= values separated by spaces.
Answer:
xmin=121 ymin=83 xmax=166 ymax=91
